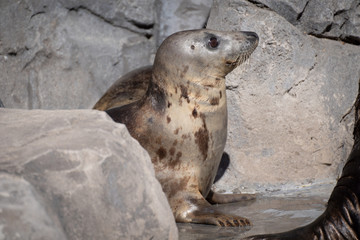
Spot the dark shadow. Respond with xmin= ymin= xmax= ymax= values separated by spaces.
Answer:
xmin=0 ymin=98 xmax=4 ymax=108
xmin=202 ymin=11 xmax=210 ymax=29
xmin=214 ymin=152 xmax=230 ymax=183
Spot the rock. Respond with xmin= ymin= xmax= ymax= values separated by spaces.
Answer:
xmin=251 ymin=0 xmax=308 ymax=25
xmin=254 ymin=0 xmax=360 ymax=44
xmin=156 ymin=0 xmax=213 ymax=45
xmin=2 ymin=0 xmax=360 ymax=197
xmin=0 ymin=0 xmax=216 ymax=109
xmin=0 ymin=0 xmax=155 ymax=109
xmin=59 ymin=0 xmax=157 ymax=36
xmin=0 ymin=173 xmax=67 ymax=240
xmin=0 ymin=109 xmax=178 ymax=240
xmin=207 ymin=0 xmax=360 ymax=192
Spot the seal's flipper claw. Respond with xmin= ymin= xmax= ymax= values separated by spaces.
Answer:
xmin=188 ymin=206 xmax=251 ymax=227
xmin=174 ymin=196 xmax=251 ymax=227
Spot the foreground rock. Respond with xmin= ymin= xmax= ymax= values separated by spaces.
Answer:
xmin=207 ymin=0 xmax=360 ymax=192
xmin=0 ymin=109 xmax=178 ymax=240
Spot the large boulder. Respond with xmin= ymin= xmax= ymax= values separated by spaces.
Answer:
xmin=207 ymin=0 xmax=360 ymax=192
xmin=0 ymin=109 xmax=178 ymax=240
xmin=0 ymin=174 xmax=68 ymax=240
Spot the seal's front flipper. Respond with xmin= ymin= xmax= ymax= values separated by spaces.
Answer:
xmin=175 ymin=197 xmax=251 ymax=227
xmin=206 ymin=190 xmax=256 ymax=204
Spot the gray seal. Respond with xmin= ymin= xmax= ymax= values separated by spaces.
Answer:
xmin=94 ymin=29 xmax=259 ymax=227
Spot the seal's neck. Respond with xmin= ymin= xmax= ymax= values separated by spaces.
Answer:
xmin=151 ymin=69 xmax=226 ymax=111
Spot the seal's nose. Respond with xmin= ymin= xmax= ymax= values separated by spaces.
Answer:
xmin=243 ymin=31 xmax=259 ymax=42
xmin=242 ymin=31 xmax=259 ymax=48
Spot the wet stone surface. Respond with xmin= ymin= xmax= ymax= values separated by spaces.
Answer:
xmin=178 ymin=184 xmax=334 ymax=239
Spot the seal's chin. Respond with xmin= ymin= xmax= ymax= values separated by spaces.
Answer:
xmin=225 ymin=51 xmax=253 ymax=68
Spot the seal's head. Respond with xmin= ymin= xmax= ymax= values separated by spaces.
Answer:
xmin=152 ymin=29 xmax=259 ymax=88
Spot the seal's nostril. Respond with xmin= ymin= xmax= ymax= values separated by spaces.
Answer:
xmin=243 ymin=31 xmax=259 ymax=41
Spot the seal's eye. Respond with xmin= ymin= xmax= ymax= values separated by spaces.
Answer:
xmin=208 ymin=37 xmax=219 ymax=48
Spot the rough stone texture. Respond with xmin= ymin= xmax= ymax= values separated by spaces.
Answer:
xmin=156 ymin=0 xmax=213 ymax=46
xmin=2 ymin=0 xmax=360 ymax=207
xmin=253 ymin=0 xmax=360 ymax=44
xmin=0 ymin=0 xmax=155 ymax=109
xmin=0 ymin=109 xmax=178 ymax=240
xmin=0 ymin=174 xmax=68 ymax=240
xmin=0 ymin=0 xmax=213 ymax=110
xmin=207 ymin=0 xmax=360 ymax=193
xmin=58 ymin=0 xmax=156 ymax=36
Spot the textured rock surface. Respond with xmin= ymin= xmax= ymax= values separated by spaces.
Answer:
xmin=156 ymin=0 xmax=213 ymax=45
xmin=0 ymin=174 xmax=67 ymax=240
xmin=0 ymin=0 xmax=155 ymax=109
xmin=2 ymin=0 xmax=360 ymax=202
xmin=0 ymin=0 xmax=213 ymax=110
xmin=0 ymin=109 xmax=178 ymax=240
xmin=254 ymin=0 xmax=360 ymax=44
xmin=208 ymin=0 xmax=360 ymax=192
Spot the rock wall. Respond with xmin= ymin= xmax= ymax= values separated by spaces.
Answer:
xmin=0 ymin=108 xmax=178 ymax=240
xmin=1 ymin=0 xmax=360 ymax=201
xmin=0 ymin=0 xmax=155 ymax=109
xmin=156 ymin=0 xmax=213 ymax=45
xmin=0 ymin=0 xmax=213 ymax=109
xmin=208 ymin=0 xmax=360 ymax=193
xmin=252 ymin=0 xmax=360 ymax=44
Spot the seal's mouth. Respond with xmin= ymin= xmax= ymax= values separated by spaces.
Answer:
xmin=226 ymin=33 xmax=259 ymax=67
xmin=226 ymin=43 xmax=258 ymax=67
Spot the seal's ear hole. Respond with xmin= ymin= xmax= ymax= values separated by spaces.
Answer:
xmin=208 ymin=37 xmax=219 ymax=49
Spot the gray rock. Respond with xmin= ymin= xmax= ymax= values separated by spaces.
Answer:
xmin=0 ymin=0 xmax=215 ymax=110
xmin=207 ymin=0 xmax=360 ymax=193
xmin=251 ymin=0 xmax=308 ymax=25
xmin=0 ymin=109 xmax=178 ymax=240
xmin=0 ymin=0 xmax=155 ymax=109
xmin=58 ymin=0 xmax=156 ymax=36
xmin=0 ymin=173 xmax=67 ymax=240
xmin=254 ymin=0 xmax=360 ymax=44
xmin=156 ymin=0 xmax=213 ymax=45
